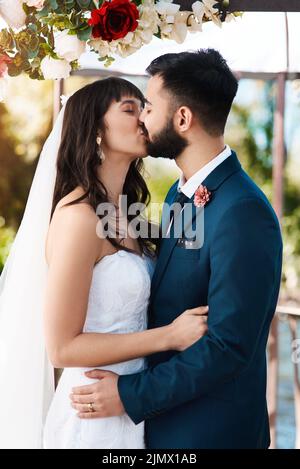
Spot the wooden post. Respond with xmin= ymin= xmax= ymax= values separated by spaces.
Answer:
xmin=272 ymin=73 xmax=286 ymax=220
xmin=52 ymin=79 xmax=64 ymax=124
xmin=268 ymin=72 xmax=286 ymax=449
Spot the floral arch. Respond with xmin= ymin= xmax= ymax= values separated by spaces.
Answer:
xmin=0 ymin=1 xmax=299 ymax=80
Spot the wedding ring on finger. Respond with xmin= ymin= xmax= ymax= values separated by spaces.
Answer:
xmin=88 ymin=402 xmax=95 ymax=413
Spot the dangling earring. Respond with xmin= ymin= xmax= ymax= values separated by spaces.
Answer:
xmin=96 ymin=134 xmax=105 ymax=162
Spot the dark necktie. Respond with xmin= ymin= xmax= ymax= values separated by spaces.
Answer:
xmin=173 ymin=190 xmax=190 ymax=207
xmin=165 ymin=191 xmax=190 ymax=236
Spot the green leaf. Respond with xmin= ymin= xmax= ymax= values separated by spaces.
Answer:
xmin=28 ymin=24 xmax=38 ymax=33
xmin=98 ymin=55 xmax=115 ymax=67
xmin=76 ymin=0 xmax=95 ymax=9
xmin=77 ymin=26 xmax=92 ymax=41
xmin=36 ymin=7 xmax=50 ymax=19
xmin=49 ymin=0 xmax=59 ymax=9
xmin=28 ymin=49 xmax=39 ymax=59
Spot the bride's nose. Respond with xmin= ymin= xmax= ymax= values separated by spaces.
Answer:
xmin=139 ymin=108 xmax=146 ymax=123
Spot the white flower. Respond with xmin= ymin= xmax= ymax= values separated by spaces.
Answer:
xmin=138 ymin=0 xmax=159 ymax=41
xmin=54 ymin=30 xmax=86 ymax=62
xmin=191 ymin=1 xmax=205 ymax=27
xmin=0 ymin=0 xmax=26 ymax=29
xmin=186 ymin=12 xmax=203 ymax=33
xmin=89 ymin=38 xmax=117 ymax=58
xmin=41 ymin=56 xmax=71 ymax=80
xmin=158 ymin=9 xmax=189 ymax=44
xmin=24 ymin=0 xmax=45 ymax=10
xmin=192 ymin=0 xmax=221 ymax=27
xmin=155 ymin=0 xmax=180 ymax=17
xmin=155 ymin=0 xmax=190 ymax=43
xmin=225 ymin=13 xmax=236 ymax=23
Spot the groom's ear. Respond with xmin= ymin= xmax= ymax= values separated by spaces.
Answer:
xmin=174 ymin=106 xmax=193 ymax=133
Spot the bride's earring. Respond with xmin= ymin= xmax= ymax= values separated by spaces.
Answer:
xmin=96 ymin=135 xmax=105 ymax=162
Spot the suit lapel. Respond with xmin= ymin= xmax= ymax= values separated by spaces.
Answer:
xmin=151 ymin=151 xmax=242 ymax=297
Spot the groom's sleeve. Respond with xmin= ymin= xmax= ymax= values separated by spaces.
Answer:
xmin=117 ymin=198 xmax=283 ymax=424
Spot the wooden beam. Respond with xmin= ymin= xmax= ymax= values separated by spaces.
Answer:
xmin=277 ymin=305 xmax=300 ymax=317
xmin=267 ymin=71 xmax=286 ymax=449
xmin=175 ymin=0 xmax=300 ymax=12
xmin=228 ymin=0 xmax=300 ymax=12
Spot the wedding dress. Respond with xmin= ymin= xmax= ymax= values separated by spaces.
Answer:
xmin=43 ymin=250 xmax=155 ymax=449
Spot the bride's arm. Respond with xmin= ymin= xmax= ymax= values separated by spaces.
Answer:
xmin=44 ymin=204 xmax=208 ymax=369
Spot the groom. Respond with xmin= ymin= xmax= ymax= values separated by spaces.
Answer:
xmin=70 ymin=50 xmax=283 ymax=449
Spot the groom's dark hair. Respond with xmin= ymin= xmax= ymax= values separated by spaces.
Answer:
xmin=146 ymin=49 xmax=238 ymax=137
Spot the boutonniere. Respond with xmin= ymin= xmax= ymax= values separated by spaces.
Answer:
xmin=194 ymin=184 xmax=211 ymax=208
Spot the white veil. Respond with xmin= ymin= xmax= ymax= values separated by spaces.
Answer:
xmin=0 ymin=104 xmax=66 ymax=449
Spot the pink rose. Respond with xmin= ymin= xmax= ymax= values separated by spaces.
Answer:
xmin=194 ymin=185 xmax=211 ymax=208
xmin=25 ymin=0 xmax=45 ymax=10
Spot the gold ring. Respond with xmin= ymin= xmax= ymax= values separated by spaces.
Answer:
xmin=88 ymin=402 xmax=95 ymax=413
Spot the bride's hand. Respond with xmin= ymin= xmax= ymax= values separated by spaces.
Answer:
xmin=169 ymin=306 xmax=209 ymax=352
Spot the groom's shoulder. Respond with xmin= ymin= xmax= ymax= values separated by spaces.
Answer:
xmin=220 ymin=167 xmax=279 ymax=225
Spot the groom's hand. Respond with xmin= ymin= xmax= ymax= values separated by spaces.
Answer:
xmin=70 ymin=369 xmax=125 ymax=419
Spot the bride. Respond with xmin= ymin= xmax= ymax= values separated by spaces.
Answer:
xmin=0 ymin=77 xmax=208 ymax=449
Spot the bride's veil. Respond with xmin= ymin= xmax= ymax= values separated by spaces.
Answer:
xmin=0 ymin=104 xmax=66 ymax=448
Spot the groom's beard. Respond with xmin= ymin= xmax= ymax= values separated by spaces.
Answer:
xmin=145 ymin=117 xmax=188 ymax=160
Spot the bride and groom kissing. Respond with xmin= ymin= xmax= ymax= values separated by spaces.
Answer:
xmin=0 ymin=49 xmax=282 ymax=449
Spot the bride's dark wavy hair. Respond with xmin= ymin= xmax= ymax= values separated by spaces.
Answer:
xmin=51 ymin=77 xmax=156 ymax=257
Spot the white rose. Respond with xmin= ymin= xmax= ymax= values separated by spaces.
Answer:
xmin=192 ymin=0 xmax=221 ymax=27
xmin=41 ymin=56 xmax=71 ymax=80
xmin=171 ymin=14 xmax=188 ymax=43
xmin=54 ymin=30 xmax=86 ymax=62
xmin=155 ymin=0 xmax=179 ymax=16
xmin=0 ymin=0 xmax=26 ymax=29
xmin=89 ymin=38 xmax=117 ymax=58
xmin=25 ymin=0 xmax=45 ymax=10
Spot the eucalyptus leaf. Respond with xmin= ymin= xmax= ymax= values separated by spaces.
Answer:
xmin=77 ymin=26 xmax=92 ymax=41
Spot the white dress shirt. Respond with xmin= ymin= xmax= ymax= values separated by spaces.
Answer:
xmin=165 ymin=145 xmax=232 ymax=237
xmin=178 ymin=144 xmax=232 ymax=197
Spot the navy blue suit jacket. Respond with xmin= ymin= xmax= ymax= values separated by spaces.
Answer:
xmin=118 ymin=151 xmax=283 ymax=449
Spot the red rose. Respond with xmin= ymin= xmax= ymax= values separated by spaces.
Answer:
xmin=88 ymin=0 xmax=139 ymax=42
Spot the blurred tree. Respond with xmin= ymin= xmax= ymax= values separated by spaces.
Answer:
xmin=0 ymin=218 xmax=14 ymax=273
xmin=228 ymin=80 xmax=274 ymax=199
xmin=0 ymin=104 xmax=37 ymax=229
xmin=228 ymin=81 xmax=300 ymax=295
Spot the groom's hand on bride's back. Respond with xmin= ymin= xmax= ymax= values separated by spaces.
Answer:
xmin=70 ymin=369 xmax=125 ymax=419
xmin=169 ymin=306 xmax=208 ymax=352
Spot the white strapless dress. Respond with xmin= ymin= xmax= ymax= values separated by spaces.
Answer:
xmin=43 ymin=250 xmax=155 ymax=449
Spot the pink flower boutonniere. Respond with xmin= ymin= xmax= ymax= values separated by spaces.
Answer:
xmin=194 ymin=184 xmax=211 ymax=208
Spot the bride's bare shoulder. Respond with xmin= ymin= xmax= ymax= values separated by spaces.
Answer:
xmin=52 ymin=187 xmax=97 ymax=220
xmin=55 ymin=187 xmax=90 ymax=211
xmin=46 ymin=188 xmax=100 ymax=265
